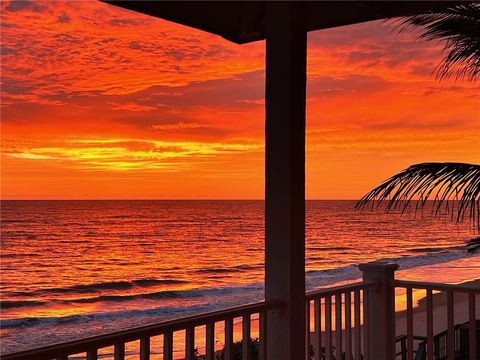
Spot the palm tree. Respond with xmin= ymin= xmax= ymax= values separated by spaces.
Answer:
xmin=355 ymin=4 xmax=480 ymax=253
xmin=397 ymin=3 xmax=480 ymax=82
xmin=355 ymin=163 xmax=480 ymax=253
xmin=355 ymin=163 xmax=480 ymax=225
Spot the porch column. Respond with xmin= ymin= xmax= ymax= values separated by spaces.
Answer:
xmin=265 ymin=2 xmax=307 ymax=360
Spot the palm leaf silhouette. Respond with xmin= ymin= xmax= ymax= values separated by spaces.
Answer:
xmin=397 ymin=3 xmax=480 ymax=82
xmin=467 ymin=237 xmax=480 ymax=254
xmin=355 ymin=162 xmax=480 ymax=230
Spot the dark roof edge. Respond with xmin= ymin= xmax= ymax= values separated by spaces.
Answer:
xmin=103 ymin=1 xmax=474 ymax=44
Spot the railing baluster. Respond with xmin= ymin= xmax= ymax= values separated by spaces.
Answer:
xmin=86 ymin=348 xmax=97 ymax=360
xmin=206 ymin=322 xmax=215 ymax=360
xmin=345 ymin=291 xmax=352 ymax=360
xmin=7 ymin=281 xmax=480 ymax=360
xmin=400 ymin=336 xmax=407 ymax=360
xmin=314 ymin=298 xmax=322 ymax=360
xmin=426 ymin=289 xmax=433 ymax=360
xmin=186 ymin=326 xmax=195 ymax=360
xmin=306 ymin=300 xmax=311 ymax=360
xmin=407 ymin=287 xmax=414 ymax=360
xmin=259 ymin=311 xmax=267 ymax=360
xmin=354 ymin=289 xmax=361 ymax=360
xmin=325 ymin=295 xmax=333 ymax=360
xmin=468 ymin=292 xmax=476 ymax=360
xmin=362 ymin=288 xmax=369 ymax=360
xmin=164 ymin=331 xmax=173 ymax=360
xmin=335 ymin=293 xmax=342 ymax=359
xmin=242 ymin=314 xmax=251 ymax=360
xmin=224 ymin=318 xmax=234 ymax=360
xmin=114 ymin=342 xmax=125 ymax=360
xmin=447 ymin=291 xmax=454 ymax=360
xmin=2 ymin=302 xmax=274 ymax=360
xmin=140 ymin=337 xmax=150 ymax=360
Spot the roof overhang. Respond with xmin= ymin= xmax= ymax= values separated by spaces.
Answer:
xmin=104 ymin=1 xmax=470 ymax=44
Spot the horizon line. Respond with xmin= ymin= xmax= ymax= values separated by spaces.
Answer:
xmin=1 ymin=198 xmax=361 ymax=201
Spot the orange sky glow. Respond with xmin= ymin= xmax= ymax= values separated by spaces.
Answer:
xmin=1 ymin=1 xmax=478 ymax=199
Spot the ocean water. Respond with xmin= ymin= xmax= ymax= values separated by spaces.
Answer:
xmin=1 ymin=200 xmax=478 ymax=354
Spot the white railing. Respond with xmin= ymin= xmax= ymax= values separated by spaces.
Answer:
xmin=1 ymin=302 xmax=273 ymax=360
xmin=2 ymin=264 xmax=479 ymax=360
xmin=1 ymin=281 xmax=371 ymax=360
xmin=305 ymin=282 xmax=374 ymax=360
xmin=394 ymin=280 xmax=479 ymax=360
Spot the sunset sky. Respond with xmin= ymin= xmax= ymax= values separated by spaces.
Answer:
xmin=1 ymin=1 xmax=478 ymax=200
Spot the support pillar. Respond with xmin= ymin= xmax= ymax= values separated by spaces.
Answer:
xmin=359 ymin=261 xmax=399 ymax=360
xmin=265 ymin=2 xmax=307 ymax=360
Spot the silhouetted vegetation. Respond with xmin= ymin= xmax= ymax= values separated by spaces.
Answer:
xmin=192 ymin=338 xmax=260 ymax=360
xmin=467 ymin=237 xmax=480 ymax=254
xmin=356 ymin=163 xmax=480 ymax=252
xmin=355 ymin=162 xmax=480 ymax=230
xmin=193 ymin=341 xmax=356 ymax=360
xmin=372 ymin=4 xmax=480 ymax=251
xmin=397 ymin=3 xmax=480 ymax=82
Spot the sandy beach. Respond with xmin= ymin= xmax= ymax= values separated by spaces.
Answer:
xmin=395 ymin=279 xmax=480 ymax=337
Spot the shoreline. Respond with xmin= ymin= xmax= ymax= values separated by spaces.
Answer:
xmin=2 ymin=267 xmax=479 ymax=357
xmin=304 ymin=277 xmax=479 ymax=359
xmin=395 ymin=278 xmax=480 ymax=339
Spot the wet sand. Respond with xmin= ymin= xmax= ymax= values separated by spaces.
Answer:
xmin=395 ymin=279 xmax=480 ymax=337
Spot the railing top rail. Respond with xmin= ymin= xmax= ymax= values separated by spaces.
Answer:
xmin=305 ymin=281 xmax=374 ymax=300
xmin=395 ymin=335 xmax=427 ymax=342
xmin=2 ymin=300 xmax=276 ymax=360
xmin=394 ymin=279 xmax=480 ymax=294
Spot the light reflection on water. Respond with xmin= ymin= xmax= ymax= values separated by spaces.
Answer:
xmin=0 ymin=200 xmax=477 ymax=353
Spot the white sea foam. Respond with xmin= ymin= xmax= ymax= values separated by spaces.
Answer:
xmin=2 ymin=246 xmax=474 ymax=331
xmin=1 ymin=200 xmax=476 ymax=354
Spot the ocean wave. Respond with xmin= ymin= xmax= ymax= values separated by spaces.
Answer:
xmin=0 ymin=285 xmax=266 ymax=329
xmin=195 ymin=264 xmax=262 ymax=274
xmin=0 ymin=253 xmax=40 ymax=258
xmin=308 ymin=246 xmax=350 ymax=251
xmin=62 ymin=290 xmax=182 ymax=304
xmin=407 ymin=245 xmax=464 ymax=253
xmin=195 ymin=268 xmax=236 ymax=274
xmin=6 ymin=279 xmax=188 ymax=298
xmin=1 ymin=300 xmax=47 ymax=309
xmin=1 ymin=247 xmax=473 ymax=329
xmin=233 ymin=264 xmax=262 ymax=271
xmin=0 ymin=219 xmax=32 ymax=223
xmin=0 ymin=303 xmax=214 ymax=329
xmin=70 ymin=283 xmax=262 ymax=304
xmin=306 ymin=245 xmax=472 ymax=289
xmin=2 ymin=283 xmax=264 ymax=310
xmin=384 ymin=246 xmax=471 ymax=269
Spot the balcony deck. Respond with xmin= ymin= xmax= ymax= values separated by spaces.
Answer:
xmin=3 ymin=2 xmax=475 ymax=360
xmin=2 ymin=267 xmax=478 ymax=360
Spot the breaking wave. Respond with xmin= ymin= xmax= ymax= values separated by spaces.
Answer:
xmin=2 ymin=246 xmax=474 ymax=330
xmin=7 ymin=279 xmax=188 ymax=298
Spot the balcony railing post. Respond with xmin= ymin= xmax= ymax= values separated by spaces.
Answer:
xmin=359 ymin=261 xmax=399 ymax=360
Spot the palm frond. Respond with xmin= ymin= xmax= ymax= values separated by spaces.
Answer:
xmin=397 ymin=3 xmax=480 ymax=82
xmin=467 ymin=237 xmax=480 ymax=253
xmin=355 ymin=162 xmax=480 ymax=230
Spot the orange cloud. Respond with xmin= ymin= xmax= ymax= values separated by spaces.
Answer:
xmin=1 ymin=1 xmax=478 ymax=199
xmin=2 ymin=138 xmax=262 ymax=172
xmin=0 ymin=0 xmax=264 ymax=100
xmin=109 ymin=102 xmax=158 ymax=112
